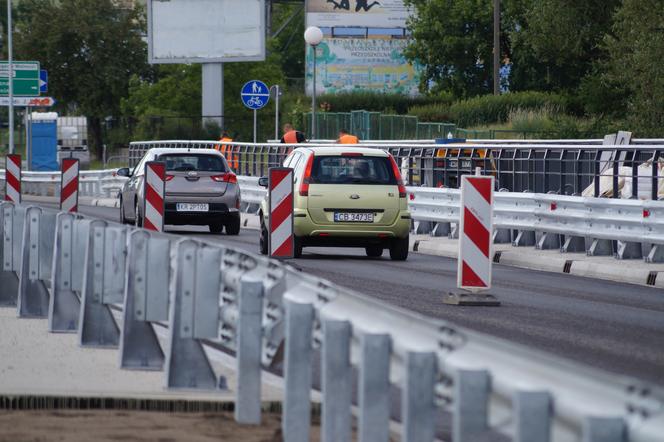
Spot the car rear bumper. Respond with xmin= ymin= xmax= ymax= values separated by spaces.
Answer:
xmin=294 ymin=209 xmax=410 ymax=240
xmin=164 ymin=202 xmax=239 ymax=225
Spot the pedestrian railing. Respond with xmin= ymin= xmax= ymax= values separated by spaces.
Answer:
xmin=129 ymin=139 xmax=664 ymax=199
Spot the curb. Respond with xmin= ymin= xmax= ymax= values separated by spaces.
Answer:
xmin=411 ymin=237 xmax=664 ymax=289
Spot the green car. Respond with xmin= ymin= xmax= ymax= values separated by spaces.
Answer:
xmin=258 ymin=146 xmax=411 ymax=260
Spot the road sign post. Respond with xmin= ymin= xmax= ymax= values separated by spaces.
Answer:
xmin=268 ymin=167 xmax=294 ymax=259
xmin=241 ymin=80 xmax=269 ymax=143
xmin=444 ymin=174 xmax=500 ymax=306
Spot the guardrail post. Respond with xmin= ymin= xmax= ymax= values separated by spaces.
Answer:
xmin=582 ymin=417 xmax=625 ymax=442
xmin=79 ymin=220 xmax=121 ymax=347
xmin=616 ymin=240 xmax=643 ymax=260
xmin=283 ymin=299 xmax=314 ymax=442
xmin=414 ymin=220 xmax=433 ymax=235
xmin=403 ymin=351 xmax=437 ymax=442
xmin=586 ymin=238 xmax=614 ymax=257
xmin=537 ymin=231 xmax=561 ymax=250
xmin=235 ymin=275 xmax=264 ymax=424
xmin=0 ymin=203 xmax=19 ymax=306
xmin=449 ymin=222 xmax=460 ymax=239
xmin=49 ymin=213 xmax=81 ymax=332
xmin=513 ymin=229 xmax=535 ymax=247
xmin=493 ymin=228 xmax=511 ymax=244
xmin=561 ymin=235 xmax=585 ymax=253
xmin=120 ymin=231 xmax=170 ymax=370
xmin=453 ymin=369 xmax=490 ymax=442
xmin=646 ymin=244 xmax=664 ymax=263
xmin=431 ymin=221 xmax=450 ymax=237
xmin=166 ymin=239 xmax=220 ymax=390
xmin=514 ymin=391 xmax=551 ymax=442
xmin=322 ymin=319 xmax=352 ymax=442
xmin=17 ymin=206 xmax=51 ymax=318
xmin=359 ymin=333 xmax=391 ymax=442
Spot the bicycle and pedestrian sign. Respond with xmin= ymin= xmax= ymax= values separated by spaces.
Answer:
xmin=0 ymin=61 xmax=40 ymax=97
xmin=241 ymin=80 xmax=269 ymax=110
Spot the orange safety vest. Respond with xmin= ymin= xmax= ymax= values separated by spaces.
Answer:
xmin=338 ymin=134 xmax=359 ymax=144
xmin=283 ymin=130 xmax=299 ymax=144
xmin=219 ymin=136 xmax=237 ymax=169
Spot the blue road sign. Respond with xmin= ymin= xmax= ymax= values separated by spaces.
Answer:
xmin=39 ymin=69 xmax=48 ymax=93
xmin=241 ymin=80 xmax=269 ymax=110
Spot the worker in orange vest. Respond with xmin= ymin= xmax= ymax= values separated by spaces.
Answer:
xmin=280 ymin=123 xmax=306 ymax=144
xmin=337 ymin=128 xmax=359 ymax=144
xmin=218 ymin=131 xmax=238 ymax=170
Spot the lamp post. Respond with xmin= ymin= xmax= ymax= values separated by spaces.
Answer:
xmin=304 ymin=26 xmax=323 ymax=140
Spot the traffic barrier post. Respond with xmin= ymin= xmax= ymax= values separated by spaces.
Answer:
xmin=445 ymin=174 xmax=500 ymax=305
xmin=268 ymin=167 xmax=294 ymax=259
xmin=143 ymin=161 xmax=166 ymax=232
xmin=60 ymin=158 xmax=79 ymax=212
xmin=5 ymin=154 xmax=21 ymax=203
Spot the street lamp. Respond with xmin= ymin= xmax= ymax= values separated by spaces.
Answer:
xmin=304 ymin=26 xmax=323 ymax=140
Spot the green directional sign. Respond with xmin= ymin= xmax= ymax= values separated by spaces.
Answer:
xmin=0 ymin=61 xmax=40 ymax=96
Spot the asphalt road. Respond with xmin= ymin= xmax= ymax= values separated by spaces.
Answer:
xmin=73 ymin=205 xmax=664 ymax=386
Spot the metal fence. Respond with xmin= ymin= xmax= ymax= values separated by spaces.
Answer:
xmin=129 ymin=140 xmax=664 ymax=200
xmin=2 ymin=200 xmax=663 ymax=441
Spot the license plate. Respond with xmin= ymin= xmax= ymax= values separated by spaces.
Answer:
xmin=334 ymin=212 xmax=374 ymax=223
xmin=176 ymin=203 xmax=209 ymax=212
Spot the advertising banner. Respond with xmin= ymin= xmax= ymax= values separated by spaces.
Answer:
xmin=305 ymin=37 xmax=421 ymax=96
xmin=306 ymin=0 xmax=410 ymax=28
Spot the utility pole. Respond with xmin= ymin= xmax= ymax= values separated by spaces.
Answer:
xmin=493 ymin=0 xmax=500 ymax=95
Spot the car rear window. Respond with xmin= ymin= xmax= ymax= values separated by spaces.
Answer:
xmin=311 ymin=155 xmax=397 ymax=185
xmin=157 ymin=154 xmax=227 ymax=172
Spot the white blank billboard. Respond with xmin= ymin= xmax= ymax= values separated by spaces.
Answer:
xmin=148 ymin=0 xmax=265 ymax=63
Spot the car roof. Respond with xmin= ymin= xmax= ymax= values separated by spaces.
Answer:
xmin=304 ymin=146 xmax=389 ymax=157
xmin=147 ymin=148 xmax=222 ymax=156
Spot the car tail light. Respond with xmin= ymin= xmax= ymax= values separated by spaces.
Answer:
xmin=300 ymin=154 xmax=315 ymax=196
xmin=211 ymin=172 xmax=237 ymax=184
xmin=341 ymin=152 xmax=363 ymax=157
xmin=165 ymin=175 xmax=174 ymax=181
xmin=388 ymin=155 xmax=407 ymax=198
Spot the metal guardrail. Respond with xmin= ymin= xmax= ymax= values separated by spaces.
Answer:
xmin=129 ymin=140 xmax=664 ymax=200
xmin=2 ymin=200 xmax=663 ymax=441
xmin=0 ymin=169 xmax=127 ymax=199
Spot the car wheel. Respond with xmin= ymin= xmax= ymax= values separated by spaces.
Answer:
xmin=134 ymin=201 xmax=143 ymax=228
xmin=225 ymin=215 xmax=241 ymax=236
xmin=259 ymin=222 xmax=268 ymax=255
xmin=119 ymin=198 xmax=127 ymax=224
xmin=365 ymin=245 xmax=383 ymax=258
xmin=389 ymin=235 xmax=409 ymax=261
xmin=209 ymin=222 xmax=224 ymax=234
xmin=293 ymin=236 xmax=303 ymax=258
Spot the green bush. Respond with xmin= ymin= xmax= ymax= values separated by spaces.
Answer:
xmin=407 ymin=102 xmax=453 ymax=122
xmin=316 ymin=91 xmax=441 ymax=114
xmin=449 ymin=92 xmax=568 ymax=127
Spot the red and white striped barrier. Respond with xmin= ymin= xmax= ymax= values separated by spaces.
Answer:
xmin=60 ymin=158 xmax=79 ymax=212
xmin=268 ymin=167 xmax=294 ymax=258
xmin=143 ymin=161 xmax=165 ymax=232
xmin=446 ymin=174 xmax=500 ymax=306
xmin=4 ymin=154 xmax=21 ymax=203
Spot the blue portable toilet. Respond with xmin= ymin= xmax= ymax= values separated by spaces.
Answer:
xmin=30 ymin=112 xmax=59 ymax=171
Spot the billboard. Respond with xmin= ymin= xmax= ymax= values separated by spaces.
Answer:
xmin=305 ymin=38 xmax=421 ymax=96
xmin=306 ymin=0 xmax=411 ymax=28
xmin=147 ymin=0 xmax=265 ymax=64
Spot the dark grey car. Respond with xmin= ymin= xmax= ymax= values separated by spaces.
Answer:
xmin=117 ymin=148 xmax=241 ymax=234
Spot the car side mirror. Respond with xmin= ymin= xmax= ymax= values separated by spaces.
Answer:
xmin=258 ymin=176 xmax=268 ymax=188
xmin=117 ymin=167 xmax=130 ymax=177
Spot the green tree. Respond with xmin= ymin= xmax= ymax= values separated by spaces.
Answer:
xmin=509 ymin=0 xmax=620 ymax=92
xmin=601 ymin=0 xmax=664 ymax=136
xmin=403 ymin=0 xmax=494 ymax=97
xmin=14 ymin=0 xmax=149 ymax=156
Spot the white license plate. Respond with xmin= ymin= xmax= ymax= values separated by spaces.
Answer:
xmin=334 ymin=212 xmax=374 ymax=223
xmin=176 ymin=203 xmax=209 ymax=212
